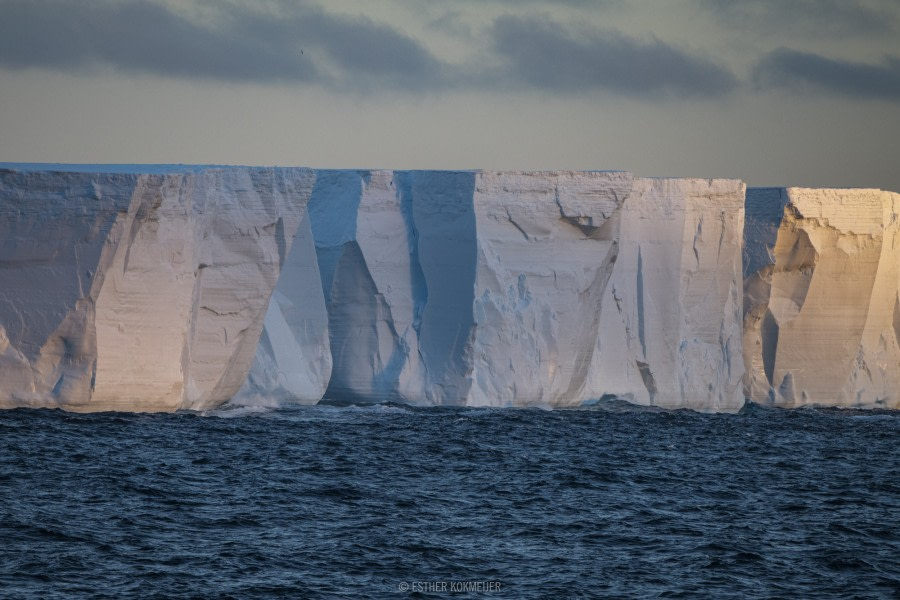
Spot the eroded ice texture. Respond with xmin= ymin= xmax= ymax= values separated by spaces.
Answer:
xmin=18 ymin=166 xmax=900 ymax=414
xmin=304 ymin=170 xmax=746 ymax=411
xmin=232 ymin=207 xmax=331 ymax=405
xmin=468 ymin=171 xmax=627 ymax=407
xmin=0 ymin=166 xmax=315 ymax=412
xmin=588 ymin=178 xmax=747 ymax=412
xmin=743 ymin=188 xmax=900 ymax=409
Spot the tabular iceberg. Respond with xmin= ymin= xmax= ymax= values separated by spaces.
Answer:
xmin=743 ymin=187 xmax=900 ymax=409
xmin=2 ymin=164 xmax=898 ymax=413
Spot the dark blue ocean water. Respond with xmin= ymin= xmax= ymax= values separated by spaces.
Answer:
xmin=1 ymin=402 xmax=898 ymax=599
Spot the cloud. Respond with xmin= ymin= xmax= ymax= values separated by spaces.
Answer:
xmin=0 ymin=0 xmax=737 ymax=100
xmin=754 ymin=48 xmax=900 ymax=102
xmin=489 ymin=15 xmax=737 ymax=98
xmin=0 ymin=0 xmax=445 ymax=89
xmin=427 ymin=10 xmax=475 ymax=40
xmin=700 ymin=0 xmax=898 ymax=36
xmin=234 ymin=2 xmax=448 ymax=90
xmin=0 ymin=0 xmax=317 ymax=82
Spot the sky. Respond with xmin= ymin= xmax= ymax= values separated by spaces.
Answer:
xmin=0 ymin=0 xmax=898 ymax=190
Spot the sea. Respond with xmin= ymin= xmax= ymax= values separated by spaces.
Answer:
xmin=1 ymin=401 xmax=898 ymax=599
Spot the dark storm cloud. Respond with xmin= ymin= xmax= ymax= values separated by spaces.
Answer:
xmin=0 ymin=0 xmax=445 ymax=88
xmin=0 ymin=0 xmax=738 ymax=100
xmin=700 ymin=0 xmax=898 ymax=36
xmin=0 ymin=0 xmax=318 ymax=81
xmin=754 ymin=48 xmax=900 ymax=102
xmin=490 ymin=15 xmax=737 ymax=98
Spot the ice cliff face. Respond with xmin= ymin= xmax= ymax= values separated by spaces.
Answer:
xmin=299 ymin=170 xmax=745 ymax=411
xmin=4 ymin=165 xmax=898 ymax=414
xmin=743 ymin=187 xmax=900 ymax=409
xmin=588 ymin=178 xmax=746 ymax=412
xmin=0 ymin=166 xmax=315 ymax=412
xmin=468 ymin=171 xmax=627 ymax=407
xmin=471 ymin=174 xmax=745 ymax=411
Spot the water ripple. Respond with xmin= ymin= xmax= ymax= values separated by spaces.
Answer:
xmin=0 ymin=405 xmax=898 ymax=598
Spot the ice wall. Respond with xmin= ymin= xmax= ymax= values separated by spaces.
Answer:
xmin=743 ymin=187 xmax=900 ymax=409
xmin=13 ymin=165 xmax=900 ymax=414
xmin=588 ymin=178 xmax=747 ymax=412
xmin=303 ymin=170 xmax=746 ymax=411
xmin=0 ymin=166 xmax=315 ymax=412
xmin=467 ymin=171 xmax=626 ymax=406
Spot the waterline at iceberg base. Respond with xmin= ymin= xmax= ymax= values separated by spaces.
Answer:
xmin=0 ymin=165 xmax=898 ymax=413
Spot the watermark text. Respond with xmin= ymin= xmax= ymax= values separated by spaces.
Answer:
xmin=398 ymin=580 xmax=502 ymax=593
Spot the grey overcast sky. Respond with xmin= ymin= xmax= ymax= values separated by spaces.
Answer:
xmin=1 ymin=0 xmax=899 ymax=190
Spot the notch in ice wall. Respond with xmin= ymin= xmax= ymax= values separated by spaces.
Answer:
xmin=304 ymin=170 xmax=480 ymax=405
xmin=0 ymin=166 xmax=315 ymax=412
xmin=407 ymin=171 xmax=478 ymax=404
xmin=233 ymin=204 xmax=331 ymax=405
xmin=743 ymin=187 xmax=900 ymax=409
xmin=306 ymin=170 xmax=428 ymax=403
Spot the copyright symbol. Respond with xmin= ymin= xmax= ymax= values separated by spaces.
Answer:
xmin=398 ymin=582 xmax=410 ymax=592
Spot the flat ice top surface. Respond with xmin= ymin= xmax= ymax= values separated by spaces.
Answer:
xmin=0 ymin=164 xmax=627 ymax=176
xmin=0 ymin=163 xmax=257 ymax=174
